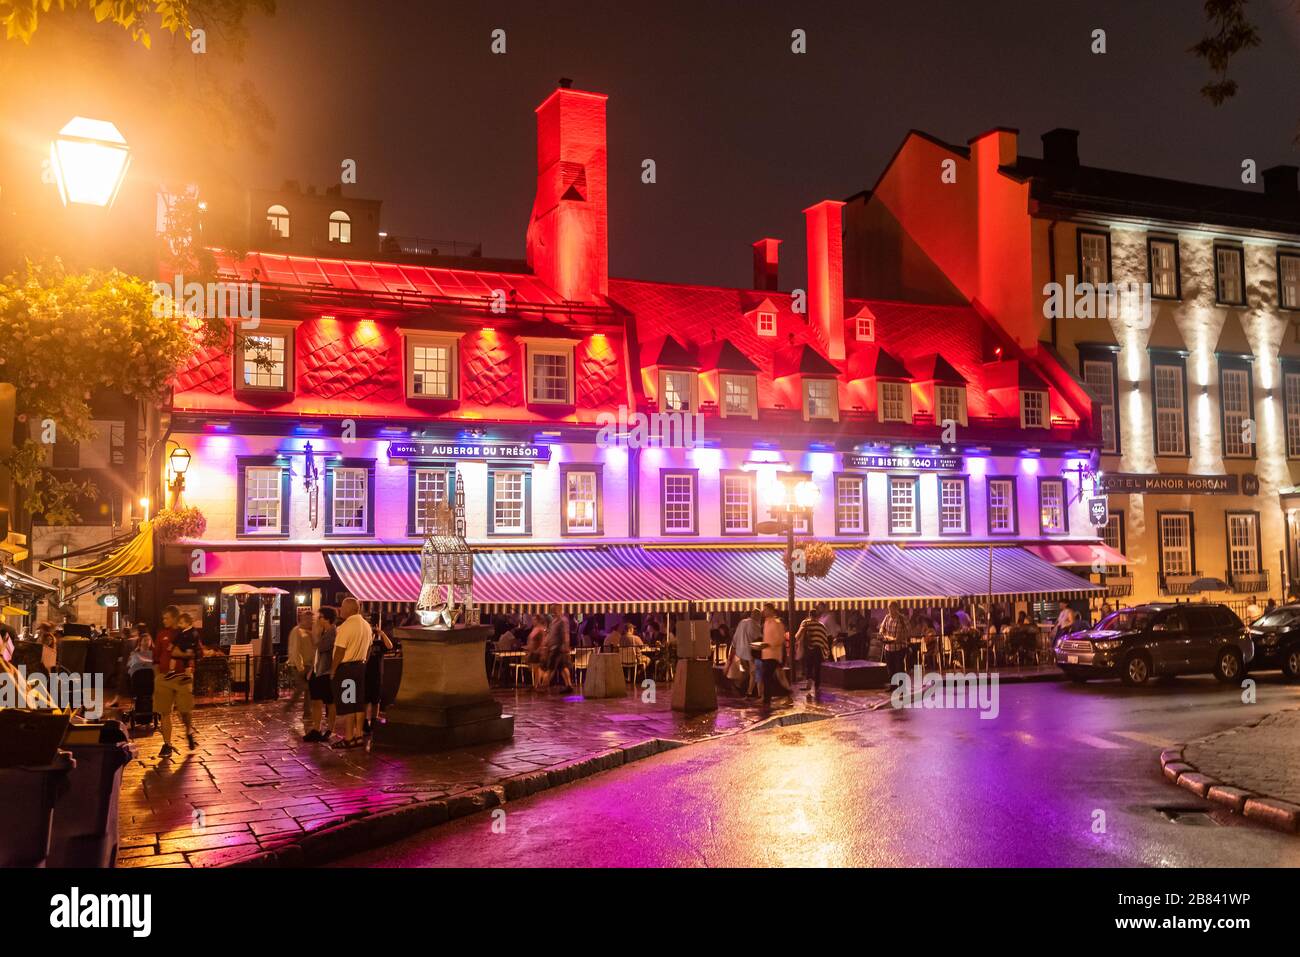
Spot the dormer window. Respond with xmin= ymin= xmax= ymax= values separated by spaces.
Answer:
xmin=403 ymin=331 xmax=462 ymax=400
xmin=877 ymin=381 xmax=910 ymax=423
xmin=659 ymin=370 xmax=695 ymax=412
xmin=1020 ymin=389 xmax=1048 ymax=429
xmin=266 ymin=204 xmax=290 ymax=239
xmin=523 ymin=340 xmax=575 ymax=405
xmin=328 ymin=209 xmax=351 ymax=244
xmin=936 ymin=384 xmax=967 ymax=426
xmin=855 ymin=314 xmax=875 ymax=342
xmin=236 ymin=322 xmax=296 ymax=393
xmin=756 ymin=310 xmax=777 ymax=337
xmin=803 ymin=378 xmax=838 ymax=421
xmin=720 ymin=373 xmax=757 ymax=418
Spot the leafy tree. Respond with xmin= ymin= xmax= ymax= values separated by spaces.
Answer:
xmin=1190 ymin=0 xmax=1262 ymax=106
xmin=1 ymin=0 xmax=273 ymax=48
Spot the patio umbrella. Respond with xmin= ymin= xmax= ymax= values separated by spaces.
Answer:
xmin=1187 ymin=577 xmax=1229 ymax=593
xmin=220 ymin=583 xmax=261 ymax=595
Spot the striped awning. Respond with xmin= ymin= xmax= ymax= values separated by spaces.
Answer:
xmin=880 ymin=544 xmax=1104 ymax=602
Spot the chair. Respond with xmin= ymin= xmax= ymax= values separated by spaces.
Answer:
xmin=619 ymin=644 xmax=646 ymax=687
xmin=941 ymin=634 xmax=965 ymax=671
xmin=831 ymin=639 xmax=846 ymax=662
xmin=572 ymin=647 xmax=593 ymax=689
xmin=509 ymin=654 xmax=532 ymax=687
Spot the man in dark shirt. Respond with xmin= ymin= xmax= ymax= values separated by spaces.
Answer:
xmin=154 ymin=606 xmax=201 ymax=758
xmin=797 ymin=604 xmax=832 ymax=699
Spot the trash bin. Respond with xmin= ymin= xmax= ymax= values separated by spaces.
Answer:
xmin=0 ymin=751 xmax=76 ymax=867
xmin=48 ymin=720 xmax=135 ymax=868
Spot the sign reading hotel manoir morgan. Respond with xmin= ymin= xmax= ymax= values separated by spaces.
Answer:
xmin=844 ymin=453 xmax=963 ymax=471
xmin=387 ymin=441 xmax=551 ymax=461
xmin=1097 ymin=473 xmax=1248 ymax=495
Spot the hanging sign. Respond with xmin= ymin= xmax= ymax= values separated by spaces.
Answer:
xmin=388 ymin=441 xmax=551 ymax=461
xmin=1088 ymin=497 xmax=1109 ymax=528
xmin=843 ymin=453 xmax=962 ymax=471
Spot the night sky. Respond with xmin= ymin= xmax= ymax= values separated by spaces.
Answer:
xmin=8 ymin=0 xmax=1300 ymax=287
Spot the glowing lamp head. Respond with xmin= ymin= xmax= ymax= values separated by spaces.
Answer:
xmin=168 ymin=446 xmax=192 ymax=476
xmin=50 ymin=116 xmax=131 ymax=207
xmin=794 ymin=479 xmax=820 ymax=510
xmin=764 ymin=482 xmax=790 ymax=509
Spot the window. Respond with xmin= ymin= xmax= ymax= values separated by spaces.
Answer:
xmin=1078 ymin=230 xmax=1110 ymax=285
xmin=936 ymin=385 xmax=966 ymax=427
xmin=328 ymin=210 xmax=351 ymax=244
xmin=563 ymin=468 xmax=600 ymax=534
xmin=1220 ymin=366 xmax=1253 ymax=458
xmin=835 ymin=475 xmax=865 ymax=534
xmin=939 ymin=476 xmax=968 ymax=534
xmin=1280 ymin=252 xmax=1300 ymax=310
xmin=489 ymin=470 xmax=529 ymax=534
xmin=1227 ymin=513 xmax=1260 ymax=578
xmin=241 ymin=465 xmax=289 ymax=538
xmin=720 ymin=374 xmax=756 ymax=418
xmin=720 ymin=473 xmax=755 ymax=534
xmin=1152 ymin=361 xmax=1187 ymax=455
xmin=878 ymin=381 xmax=909 ymax=423
xmin=803 ymin=378 xmax=837 ymax=421
xmin=1101 ymin=511 xmax=1125 ymax=574
xmin=1020 ymin=390 xmax=1048 ymax=429
xmin=527 ymin=345 xmax=573 ymax=404
xmin=855 ymin=315 xmax=875 ymax=342
xmin=240 ymin=332 xmax=290 ymax=390
xmin=1158 ymin=513 xmax=1193 ymax=578
xmin=661 ymin=471 xmax=697 ymax=535
xmin=756 ymin=311 xmax=776 ymax=337
xmin=1148 ymin=238 xmax=1181 ymax=299
xmin=411 ymin=467 xmax=450 ymax=534
xmin=1215 ymin=245 xmax=1246 ymax=305
xmin=266 ymin=203 xmax=290 ymax=238
xmin=1285 ymin=371 xmax=1300 ymax=457
xmin=660 ymin=370 xmax=694 ymax=412
xmin=1081 ymin=357 xmax=1118 ymax=453
xmin=888 ymin=476 xmax=918 ymax=535
xmin=408 ymin=340 xmax=456 ymax=399
xmin=987 ymin=478 xmax=1016 ymax=534
xmin=1039 ymin=478 xmax=1067 ymax=534
xmin=329 ymin=468 xmax=369 ymax=534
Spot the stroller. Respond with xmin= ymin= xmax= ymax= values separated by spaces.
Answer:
xmin=128 ymin=668 xmax=161 ymax=731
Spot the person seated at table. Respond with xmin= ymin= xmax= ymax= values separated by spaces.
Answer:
xmin=496 ymin=629 xmax=521 ymax=652
xmin=1009 ymin=612 xmax=1038 ymax=661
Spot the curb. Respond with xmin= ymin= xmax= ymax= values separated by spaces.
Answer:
xmin=1158 ymin=745 xmax=1300 ymax=836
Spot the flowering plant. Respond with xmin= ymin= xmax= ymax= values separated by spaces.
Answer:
xmin=152 ymin=506 xmax=207 ymax=543
xmin=787 ymin=539 xmax=836 ymax=578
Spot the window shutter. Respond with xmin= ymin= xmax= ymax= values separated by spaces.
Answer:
xmin=523 ymin=470 xmax=533 ymax=535
xmin=486 ymin=470 xmax=496 ymax=534
xmin=279 ymin=465 xmax=291 ymax=536
xmin=324 ymin=467 xmax=335 ymax=533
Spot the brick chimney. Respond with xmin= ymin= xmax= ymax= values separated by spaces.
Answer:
xmin=1040 ymin=128 xmax=1079 ymax=168
xmin=803 ymin=200 xmax=845 ymax=362
xmin=752 ymin=238 xmax=781 ymax=291
xmin=525 ymin=84 xmax=609 ymax=303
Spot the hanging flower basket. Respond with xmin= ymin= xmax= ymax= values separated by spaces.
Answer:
xmin=152 ymin=506 xmax=207 ymax=543
xmin=786 ymin=539 xmax=836 ymax=578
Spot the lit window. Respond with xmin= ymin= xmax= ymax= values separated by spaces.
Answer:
xmin=1149 ymin=238 xmax=1179 ymax=298
xmin=1227 ymin=513 xmax=1259 ymax=577
xmin=1079 ymin=231 xmax=1109 ymax=285
xmin=331 ymin=468 xmax=368 ymax=533
xmin=529 ymin=348 xmax=572 ymax=404
xmin=721 ymin=374 xmax=756 ymax=417
xmin=242 ymin=333 xmax=288 ymax=390
xmin=660 ymin=370 xmax=693 ymax=412
xmin=413 ymin=469 xmax=448 ymax=534
xmin=1159 ymin=513 xmax=1192 ymax=577
xmin=1081 ymin=359 xmax=1117 ymax=453
xmin=836 ymin=476 xmax=865 ymax=534
xmin=803 ymin=378 xmax=837 ymax=420
xmin=1285 ymin=372 xmax=1300 ymax=457
xmin=721 ymin=474 xmax=754 ymax=533
xmin=878 ymin=381 xmax=909 ymax=423
xmin=987 ymin=478 xmax=1016 ymax=534
xmin=1153 ymin=362 xmax=1186 ymax=455
xmin=756 ymin=311 xmax=776 ymax=337
xmin=565 ymin=470 xmax=599 ymax=533
xmin=888 ymin=477 xmax=918 ymax=535
xmin=1215 ymin=246 xmax=1246 ymax=305
xmin=940 ymin=477 xmax=967 ymax=534
xmin=1019 ymin=390 xmax=1048 ymax=429
xmin=855 ymin=315 xmax=875 ymax=342
xmin=1280 ymin=253 xmax=1300 ymax=310
xmin=492 ymin=471 xmax=527 ymax=533
xmin=662 ymin=472 xmax=696 ymax=534
xmin=266 ymin=204 xmax=290 ymax=239
xmin=936 ymin=385 xmax=966 ymax=427
xmin=1221 ymin=367 xmax=1252 ymax=458
xmin=410 ymin=343 xmax=453 ymax=398
xmin=1039 ymin=478 xmax=1066 ymax=534
xmin=243 ymin=466 xmax=282 ymax=533
xmin=328 ymin=209 xmax=351 ymax=244
xmin=1101 ymin=512 xmax=1125 ymax=574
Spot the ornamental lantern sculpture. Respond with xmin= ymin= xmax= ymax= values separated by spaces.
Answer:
xmin=415 ymin=473 xmax=476 ymax=627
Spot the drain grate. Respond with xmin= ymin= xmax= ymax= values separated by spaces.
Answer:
xmin=1154 ymin=804 xmax=1218 ymax=825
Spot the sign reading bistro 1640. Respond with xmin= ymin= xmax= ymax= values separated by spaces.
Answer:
xmin=1096 ymin=472 xmax=1259 ymax=496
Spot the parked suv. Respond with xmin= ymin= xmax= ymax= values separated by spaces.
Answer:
xmin=1245 ymin=605 xmax=1300 ymax=680
xmin=1055 ymin=603 xmax=1253 ymax=686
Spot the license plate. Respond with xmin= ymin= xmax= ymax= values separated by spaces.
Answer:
xmin=1067 ymin=655 xmax=1079 ymax=664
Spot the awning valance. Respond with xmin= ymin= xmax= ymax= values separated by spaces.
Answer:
xmin=190 ymin=549 xmax=329 ymax=582
xmin=882 ymin=545 xmax=1104 ymax=601
xmin=1023 ymin=543 xmax=1128 ymax=568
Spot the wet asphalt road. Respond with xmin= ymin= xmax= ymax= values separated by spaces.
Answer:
xmin=337 ymin=674 xmax=1300 ymax=867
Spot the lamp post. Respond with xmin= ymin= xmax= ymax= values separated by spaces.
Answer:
xmin=759 ymin=478 xmax=821 ymax=683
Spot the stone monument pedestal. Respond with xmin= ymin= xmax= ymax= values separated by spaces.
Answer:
xmin=671 ymin=658 xmax=718 ymax=713
xmin=374 ymin=623 xmax=514 ymax=751
xmin=582 ymin=653 xmax=627 ymax=698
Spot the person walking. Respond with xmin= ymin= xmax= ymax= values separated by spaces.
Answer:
xmin=285 ymin=608 xmax=314 ymax=714
xmin=541 ymin=603 xmax=575 ymax=692
xmin=154 ymin=605 xmax=201 ymax=758
xmin=364 ymin=612 xmax=394 ymax=735
xmin=760 ymin=603 xmax=788 ymax=710
xmin=796 ymin=604 xmax=832 ymax=700
xmin=525 ymin=613 xmax=547 ymax=688
xmin=727 ymin=609 xmax=761 ymax=697
xmin=304 ymin=607 xmax=337 ymax=743
xmin=880 ymin=602 xmax=909 ymax=677
xmin=330 ymin=598 xmax=372 ymax=749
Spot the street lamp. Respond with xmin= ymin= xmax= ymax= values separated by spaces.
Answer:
xmin=167 ymin=445 xmax=191 ymax=507
xmin=758 ymin=478 xmax=821 ymax=683
xmin=50 ymin=116 xmax=131 ymax=208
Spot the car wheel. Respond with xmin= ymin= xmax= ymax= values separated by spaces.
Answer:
xmin=1120 ymin=652 xmax=1151 ymax=686
xmin=1282 ymin=647 xmax=1300 ymax=682
xmin=1213 ymin=647 xmax=1243 ymax=683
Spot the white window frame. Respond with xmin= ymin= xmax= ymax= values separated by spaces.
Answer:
xmin=524 ymin=341 xmax=575 ymax=405
xmin=564 ymin=469 xmax=599 ymax=534
xmin=854 ymin=315 xmax=875 ymax=342
xmin=492 ymin=470 xmax=527 ymax=533
xmin=404 ymin=333 xmax=461 ymax=400
xmin=1081 ymin=358 xmax=1117 ymax=453
xmin=659 ymin=369 xmax=695 ymax=413
xmin=935 ymin=384 xmax=967 ymax=427
xmin=939 ymin=477 xmax=967 ymax=534
xmin=721 ymin=473 xmax=755 ymax=534
xmin=719 ymin=373 xmax=757 ymax=419
xmin=1039 ymin=478 xmax=1067 ymax=535
xmin=328 ymin=209 xmax=352 ymax=244
xmin=1286 ymin=371 xmax=1300 ymax=458
xmin=987 ymin=478 xmax=1016 ymax=534
xmin=413 ymin=468 xmax=449 ymax=534
xmin=756 ymin=311 xmax=777 ymax=337
xmin=1221 ymin=367 xmax=1252 ymax=458
xmin=1215 ymin=246 xmax=1246 ymax=305
xmin=266 ymin=203 xmax=290 ymax=238
xmin=1019 ymin=390 xmax=1048 ymax=429
xmin=888 ymin=476 xmax=919 ymax=535
xmin=803 ymin=378 xmax=838 ymax=422
xmin=330 ymin=467 xmax=369 ymax=534
xmin=1153 ymin=362 xmax=1187 ymax=456
xmin=243 ymin=466 xmax=283 ymax=534
xmin=1281 ymin=252 xmax=1300 ymax=310
xmin=1079 ymin=231 xmax=1109 ymax=285
xmin=1149 ymin=238 xmax=1179 ymax=299
xmin=1227 ymin=513 xmax=1259 ymax=577
xmin=239 ymin=325 xmax=294 ymax=391
xmin=835 ymin=475 xmax=865 ymax=534
xmin=877 ymin=381 xmax=910 ymax=424
xmin=662 ymin=472 xmax=697 ymax=534
xmin=1159 ymin=513 xmax=1193 ymax=578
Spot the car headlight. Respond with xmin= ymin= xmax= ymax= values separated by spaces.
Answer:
xmin=1093 ymin=640 xmax=1122 ymax=651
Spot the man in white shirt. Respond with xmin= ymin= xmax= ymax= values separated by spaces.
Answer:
xmin=330 ymin=598 xmax=373 ymax=747
xmin=729 ymin=609 xmax=761 ymax=696
xmin=1053 ymin=601 xmax=1077 ymax=640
